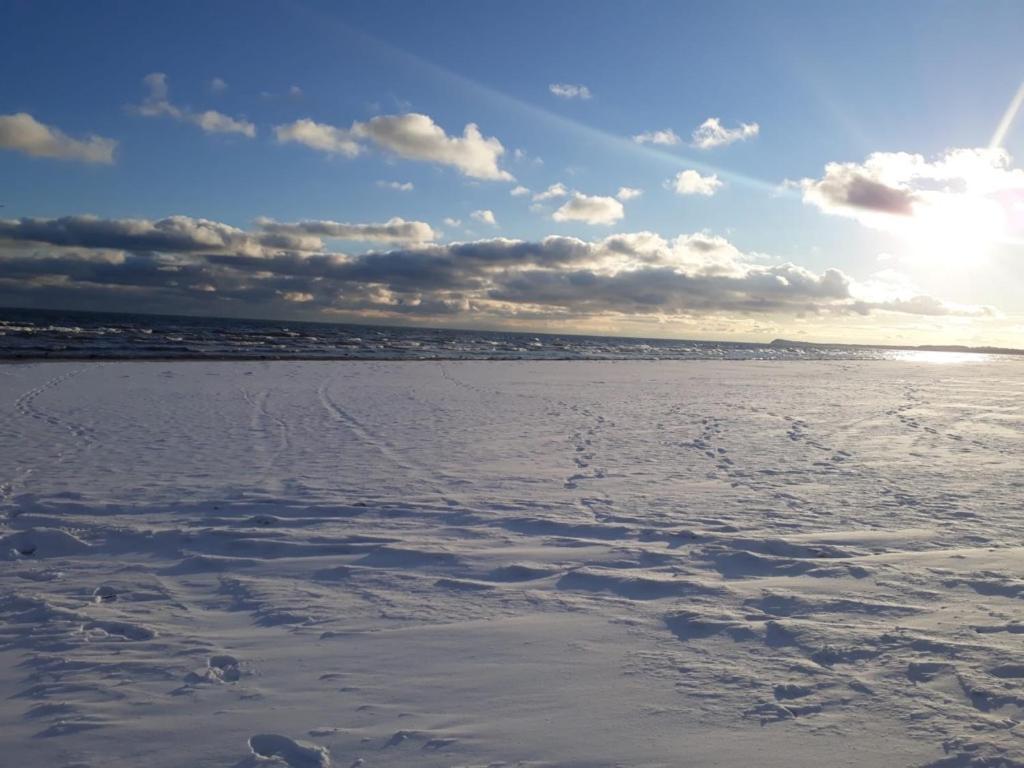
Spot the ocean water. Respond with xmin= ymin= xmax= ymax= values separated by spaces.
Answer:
xmin=0 ymin=307 xmax=1003 ymax=362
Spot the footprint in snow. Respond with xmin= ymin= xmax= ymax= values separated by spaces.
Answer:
xmin=386 ymin=731 xmax=413 ymax=746
xmin=185 ymin=654 xmax=241 ymax=684
xmin=92 ymin=585 xmax=118 ymax=603
xmin=244 ymin=734 xmax=331 ymax=767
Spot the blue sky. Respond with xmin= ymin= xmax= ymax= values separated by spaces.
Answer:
xmin=2 ymin=0 xmax=1024 ymax=344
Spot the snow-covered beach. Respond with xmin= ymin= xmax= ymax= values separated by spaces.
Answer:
xmin=3 ymin=358 xmax=1024 ymax=767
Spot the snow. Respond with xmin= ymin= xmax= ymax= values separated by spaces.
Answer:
xmin=2 ymin=358 xmax=1024 ymax=767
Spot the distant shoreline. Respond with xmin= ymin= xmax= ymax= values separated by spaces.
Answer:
xmin=768 ymin=338 xmax=1024 ymax=357
xmin=2 ymin=306 xmax=1021 ymax=363
xmin=3 ymin=305 xmax=1021 ymax=355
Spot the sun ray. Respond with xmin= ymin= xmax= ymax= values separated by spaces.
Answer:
xmin=289 ymin=1 xmax=786 ymax=196
xmin=989 ymin=80 xmax=1024 ymax=149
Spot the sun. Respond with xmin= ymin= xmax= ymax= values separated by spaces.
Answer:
xmin=902 ymin=192 xmax=1008 ymax=266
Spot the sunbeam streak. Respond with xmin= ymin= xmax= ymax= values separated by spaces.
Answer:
xmin=990 ymin=80 xmax=1024 ymax=149
xmin=292 ymin=2 xmax=785 ymax=196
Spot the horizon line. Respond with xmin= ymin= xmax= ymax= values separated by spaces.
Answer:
xmin=2 ymin=303 xmax=1022 ymax=357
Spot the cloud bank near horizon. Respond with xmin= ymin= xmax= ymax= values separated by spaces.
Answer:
xmin=0 ymin=214 xmax=993 ymax=332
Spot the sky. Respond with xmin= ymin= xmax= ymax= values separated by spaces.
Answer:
xmin=2 ymin=0 xmax=1024 ymax=345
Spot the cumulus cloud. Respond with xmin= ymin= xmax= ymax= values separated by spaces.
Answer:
xmin=471 ymin=209 xmax=498 ymax=226
xmin=0 ymin=214 xmax=301 ymax=255
xmin=0 ymin=113 xmax=116 ymax=164
xmin=377 ymin=180 xmax=414 ymax=191
xmin=670 ymin=170 xmax=723 ymax=196
xmin=510 ymin=185 xmax=530 ymax=197
xmin=191 ymin=110 xmax=255 ymax=136
xmin=798 ymin=147 xmax=1024 ymax=238
xmin=533 ymin=183 xmax=568 ymax=202
xmin=691 ymin=118 xmax=759 ymax=149
xmin=275 ymin=112 xmax=512 ymax=180
xmin=134 ymin=73 xmax=255 ymax=137
xmin=443 ymin=217 xmax=462 ymax=227
xmin=552 ymin=193 xmax=624 ymax=225
xmin=549 ymin=83 xmax=592 ymax=100
xmin=616 ymin=187 xmax=643 ymax=201
xmin=806 ymin=170 xmax=915 ymax=217
xmin=0 ymin=214 xmax=435 ymax=263
xmin=209 ymin=77 xmax=228 ymax=93
xmin=632 ymin=129 xmax=681 ymax=146
xmin=0 ymin=216 xmax=992 ymax=325
xmin=274 ymin=118 xmax=361 ymax=157
xmin=354 ymin=113 xmax=512 ymax=180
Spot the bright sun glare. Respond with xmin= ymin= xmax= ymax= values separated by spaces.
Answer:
xmin=906 ymin=193 xmax=1008 ymax=265
xmin=896 ymin=80 xmax=1024 ymax=267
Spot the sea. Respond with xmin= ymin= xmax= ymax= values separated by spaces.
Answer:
xmin=0 ymin=307 xmax=1010 ymax=362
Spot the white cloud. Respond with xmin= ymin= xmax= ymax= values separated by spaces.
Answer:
xmin=533 ymin=182 xmax=568 ymax=202
xmin=275 ymin=119 xmax=361 ymax=157
xmin=549 ymin=83 xmax=592 ymax=100
xmin=798 ymin=147 xmax=1024 ymax=256
xmin=616 ymin=187 xmax=643 ymax=201
xmin=691 ymin=118 xmax=759 ymax=149
xmin=134 ymin=73 xmax=255 ymax=138
xmin=552 ymin=193 xmax=624 ymax=225
xmin=0 ymin=113 xmax=116 ymax=164
xmin=443 ymin=217 xmax=462 ymax=227
xmin=632 ymin=129 xmax=681 ymax=146
xmin=471 ymin=209 xmax=498 ymax=226
xmin=510 ymin=185 xmax=530 ymax=197
xmin=669 ymin=170 xmax=723 ymax=196
xmin=800 ymin=148 xmax=1024 ymax=221
xmin=209 ymin=77 xmax=228 ymax=93
xmin=377 ymin=180 xmax=414 ymax=191
xmin=276 ymin=112 xmax=513 ymax=181
xmin=192 ymin=110 xmax=255 ymax=136
xmin=279 ymin=291 xmax=314 ymax=302
xmin=289 ymin=85 xmax=303 ymax=98
xmin=355 ymin=113 xmax=513 ymax=181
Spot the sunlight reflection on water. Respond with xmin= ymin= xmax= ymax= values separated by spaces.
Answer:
xmin=887 ymin=350 xmax=992 ymax=364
